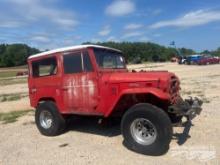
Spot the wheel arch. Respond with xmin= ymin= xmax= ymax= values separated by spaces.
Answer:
xmin=38 ymin=97 xmax=56 ymax=105
xmin=105 ymin=88 xmax=170 ymax=117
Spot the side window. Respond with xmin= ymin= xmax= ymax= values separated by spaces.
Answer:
xmin=63 ymin=52 xmax=82 ymax=74
xmin=32 ymin=57 xmax=57 ymax=77
xmin=83 ymin=51 xmax=93 ymax=72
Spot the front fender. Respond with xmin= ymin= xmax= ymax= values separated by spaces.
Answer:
xmin=104 ymin=87 xmax=170 ymax=117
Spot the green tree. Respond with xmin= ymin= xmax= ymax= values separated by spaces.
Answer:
xmin=0 ymin=44 xmax=40 ymax=67
xmin=84 ymin=42 xmax=180 ymax=62
xmin=179 ymin=48 xmax=195 ymax=56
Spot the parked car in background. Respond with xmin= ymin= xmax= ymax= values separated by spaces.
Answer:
xmin=170 ymin=57 xmax=178 ymax=63
xmin=178 ymin=56 xmax=187 ymax=64
xmin=214 ymin=56 xmax=220 ymax=63
xmin=185 ymin=55 xmax=203 ymax=65
xmin=197 ymin=55 xmax=220 ymax=65
xmin=16 ymin=71 xmax=28 ymax=77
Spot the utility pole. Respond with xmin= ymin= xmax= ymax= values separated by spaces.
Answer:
xmin=170 ymin=41 xmax=182 ymax=58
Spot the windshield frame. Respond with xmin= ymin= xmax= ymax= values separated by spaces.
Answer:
xmin=93 ymin=48 xmax=126 ymax=70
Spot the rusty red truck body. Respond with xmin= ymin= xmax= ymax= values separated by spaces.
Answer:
xmin=28 ymin=45 xmax=202 ymax=155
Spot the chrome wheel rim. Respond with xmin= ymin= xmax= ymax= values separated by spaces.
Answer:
xmin=130 ymin=118 xmax=157 ymax=145
xmin=39 ymin=111 xmax=53 ymax=129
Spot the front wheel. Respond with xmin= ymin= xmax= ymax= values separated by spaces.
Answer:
xmin=121 ymin=103 xmax=172 ymax=155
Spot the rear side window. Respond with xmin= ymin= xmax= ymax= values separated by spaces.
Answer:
xmin=63 ymin=52 xmax=82 ymax=74
xmin=32 ymin=57 xmax=57 ymax=77
xmin=83 ymin=51 xmax=93 ymax=72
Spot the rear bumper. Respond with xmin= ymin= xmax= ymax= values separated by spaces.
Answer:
xmin=168 ymin=97 xmax=203 ymax=120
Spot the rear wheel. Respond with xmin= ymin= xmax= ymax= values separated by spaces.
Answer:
xmin=35 ymin=101 xmax=66 ymax=136
xmin=121 ymin=103 xmax=172 ymax=155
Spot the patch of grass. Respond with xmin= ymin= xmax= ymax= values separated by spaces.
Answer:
xmin=210 ymin=85 xmax=218 ymax=89
xmin=206 ymin=74 xmax=220 ymax=78
xmin=181 ymin=90 xmax=193 ymax=95
xmin=0 ymin=65 xmax=27 ymax=70
xmin=0 ymin=78 xmax=27 ymax=86
xmin=201 ymin=97 xmax=210 ymax=103
xmin=198 ymin=94 xmax=211 ymax=103
xmin=0 ymin=110 xmax=31 ymax=124
xmin=193 ymin=90 xmax=203 ymax=94
xmin=181 ymin=90 xmax=210 ymax=103
xmin=181 ymin=90 xmax=203 ymax=96
xmin=0 ymin=93 xmax=28 ymax=102
xmin=0 ymin=71 xmax=17 ymax=78
xmin=22 ymin=121 xmax=35 ymax=125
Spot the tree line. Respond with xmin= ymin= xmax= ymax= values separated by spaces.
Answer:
xmin=0 ymin=44 xmax=39 ymax=67
xmin=0 ymin=42 xmax=220 ymax=67
xmin=84 ymin=42 xmax=196 ymax=62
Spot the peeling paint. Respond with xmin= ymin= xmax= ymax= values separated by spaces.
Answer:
xmin=88 ymin=80 xmax=95 ymax=96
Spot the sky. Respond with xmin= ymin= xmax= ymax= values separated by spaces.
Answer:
xmin=0 ymin=0 xmax=220 ymax=52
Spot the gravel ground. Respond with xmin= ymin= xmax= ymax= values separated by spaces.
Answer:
xmin=0 ymin=63 xmax=219 ymax=165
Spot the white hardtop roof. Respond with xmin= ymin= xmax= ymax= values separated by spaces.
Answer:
xmin=28 ymin=44 xmax=121 ymax=59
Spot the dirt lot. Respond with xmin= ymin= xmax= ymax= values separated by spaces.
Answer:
xmin=0 ymin=63 xmax=219 ymax=165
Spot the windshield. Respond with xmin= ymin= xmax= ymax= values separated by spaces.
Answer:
xmin=93 ymin=48 xmax=126 ymax=69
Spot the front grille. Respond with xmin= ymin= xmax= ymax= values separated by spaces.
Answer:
xmin=170 ymin=77 xmax=178 ymax=93
xmin=170 ymin=76 xmax=179 ymax=103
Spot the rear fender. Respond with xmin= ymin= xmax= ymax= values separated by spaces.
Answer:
xmin=104 ymin=87 xmax=170 ymax=117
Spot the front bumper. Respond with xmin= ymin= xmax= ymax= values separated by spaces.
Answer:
xmin=168 ymin=97 xmax=203 ymax=120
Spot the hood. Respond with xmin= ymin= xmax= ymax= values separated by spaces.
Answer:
xmin=108 ymin=71 xmax=175 ymax=83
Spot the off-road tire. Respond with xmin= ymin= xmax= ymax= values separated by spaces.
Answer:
xmin=35 ymin=101 xmax=66 ymax=136
xmin=121 ymin=103 xmax=172 ymax=155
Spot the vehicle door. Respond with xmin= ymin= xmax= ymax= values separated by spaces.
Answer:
xmin=62 ymin=51 xmax=99 ymax=114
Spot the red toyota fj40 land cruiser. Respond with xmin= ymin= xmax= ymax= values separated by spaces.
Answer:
xmin=28 ymin=45 xmax=202 ymax=155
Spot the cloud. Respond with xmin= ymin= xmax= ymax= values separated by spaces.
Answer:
xmin=91 ymin=38 xmax=101 ymax=43
xmin=124 ymin=23 xmax=143 ymax=30
xmin=150 ymin=9 xmax=220 ymax=29
xmin=0 ymin=0 xmax=78 ymax=29
xmin=98 ymin=25 xmax=111 ymax=36
xmin=152 ymin=9 xmax=162 ymax=16
xmin=139 ymin=36 xmax=150 ymax=42
xmin=0 ymin=20 xmax=24 ymax=28
xmin=105 ymin=0 xmax=135 ymax=16
xmin=31 ymin=35 xmax=50 ymax=43
xmin=72 ymin=35 xmax=82 ymax=40
xmin=107 ymin=36 xmax=119 ymax=42
xmin=153 ymin=33 xmax=161 ymax=37
xmin=122 ymin=31 xmax=142 ymax=38
xmin=62 ymin=39 xmax=75 ymax=46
